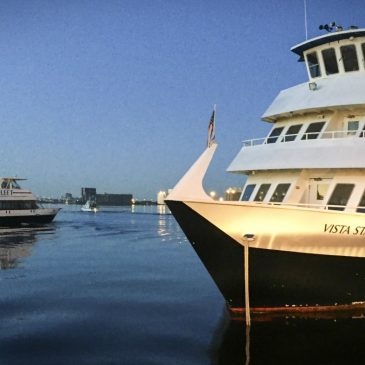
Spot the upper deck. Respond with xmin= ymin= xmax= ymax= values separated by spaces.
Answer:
xmin=0 ymin=178 xmax=35 ymax=200
xmin=228 ymin=111 xmax=365 ymax=173
xmin=0 ymin=178 xmax=26 ymax=190
xmin=263 ymin=26 xmax=365 ymax=122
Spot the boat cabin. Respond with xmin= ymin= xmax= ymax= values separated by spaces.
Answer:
xmin=0 ymin=178 xmax=38 ymax=210
xmin=291 ymin=27 xmax=365 ymax=80
xmin=227 ymin=25 xmax=365 ymax=214
xmin=0 ymin=178 xmax=25 ymax=190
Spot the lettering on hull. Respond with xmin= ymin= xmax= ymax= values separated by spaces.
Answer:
xmin=324 ymin=224 xmax=365 ymax=236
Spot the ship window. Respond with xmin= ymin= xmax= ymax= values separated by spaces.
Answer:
xmin=254 ymin=184 xmax=271 ymax=202
xmin=347 ymin=121 xmax=359 ymax=136
xmin=356 ymin=189 xmax=365 ymax=213
xmin=266 ymin=127 xmax=284 ymax=144
xmin=362 ymin=43 xmax=365 ymax=65
xmin=301 ymin=122 xmax=325 ymax=140
xmin=356 ymin=191 xmax=365 ymax=213
xmin=241 ymin=184 xmax=256 ymax=201
xmin=282 ymin=124 xmax=302 ymax=142
xmin=0 ymin=200 xmax=38 ymax=210
xmin=316 ymin=184 xmax=330 ymax=201
xmin=360 ymin=124 xmax=365 ymax=138
xmin=322 ymin=48 xmax=339 ymax=75
xmin=269 ymin=184 xmax=291 ymax=203
xmin=306 ymin=52 xmax=321 ymax=78
xmin=340 ymin=45 xmax=359 ymax=72
xmin=327 ymin=184 xmax=355 ymax=211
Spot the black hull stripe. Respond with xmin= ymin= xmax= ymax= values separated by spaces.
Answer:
xmin=0 ymin=214 xmax=57 ymax=226
xmin=166 ymin=200 xmax=365 ymax=308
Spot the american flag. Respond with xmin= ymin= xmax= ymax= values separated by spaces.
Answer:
xmin=207 ymin=107 xmax=216 ymax=147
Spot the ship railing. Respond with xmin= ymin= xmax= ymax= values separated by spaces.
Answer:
xmin=243 ymin=130 xmax=365 ymax=147
xmin=246 ymin=200 xmax=361 ymax=212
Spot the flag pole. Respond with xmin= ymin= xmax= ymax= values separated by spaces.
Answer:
xmin=207 ymin=105 xmax=217 ymax=148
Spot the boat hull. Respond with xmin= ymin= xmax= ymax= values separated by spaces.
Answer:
xmin=166 ymin=200 xmax=365 ymax=309
xmin=0 ymin=208 xmax=60 ymax=226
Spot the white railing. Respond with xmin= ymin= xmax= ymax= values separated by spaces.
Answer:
xmin=239 ymin=200 xmax=364 ymax=212
xmin=243 ymin=130 xmax=365 ymax=147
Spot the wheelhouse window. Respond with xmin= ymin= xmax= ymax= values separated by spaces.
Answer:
xmin=322 ymin=48 xmax=339 ymax=75
xmin=306 ymin=52 xmax=321 ymax=78
xmin=301 ymin=122 xmax=325 ymax=140
xmin=347 ymin=121 xmax=359 ymax=136
xmin=340 ymin=45 xmax=359 ymax=72
xmin=254 ymin=184 xmax=271 ymax=202
xmin=266 ymin=127 xmax=284 ymax=144
xmin=282 ymin=124 xmax=302 ymax=142
xmin=269 ymin=184 xmax=291 ymax=203
xmin=327 ymin=184 xmax=355 ymax=211
xmin=356 ymin=189 xmax=365 ymax=213
xmin=241 ymin=184 xmax=256 ymax=201
xmin=362 ymin=43 xmax=365 ymax=66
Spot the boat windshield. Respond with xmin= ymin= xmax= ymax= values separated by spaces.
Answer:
xmin=0 ymin=179 xmax=21 ymax=189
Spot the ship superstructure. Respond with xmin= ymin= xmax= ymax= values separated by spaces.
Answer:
xmin=166 ymin=26 xmax=365 ymax=313
xmin=229 ymin=27 xmax=365 ymax=215
xmin=0 ymin=177 xmax=60 ymax=225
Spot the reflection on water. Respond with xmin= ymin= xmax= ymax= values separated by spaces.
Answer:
xmin=156 ymin=204 xmax=169 ymax=215
xmin=130 ymin=203 xmax=170 ymax=215
xmin=4 ymin=207 xmax=363 ymax=364
xmin=130 ymin=204 xmax=172 ymax=238
xmin=157 ymin=205 xmax=171 ymax=238
xmin=0 ymin=226 xmax=55 ymax=269
xmin=214 ymin=313 xmax=365 ymax=364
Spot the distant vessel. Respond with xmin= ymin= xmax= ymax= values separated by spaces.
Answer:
xmin=0 ymin=177 xmax=60 ymax=226
xmin=81 ymin=199 xmax=98 ymax=212
xmin=166 ymin=25 xmax=365 ymax=314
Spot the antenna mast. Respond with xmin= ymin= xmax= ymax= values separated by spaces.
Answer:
xmin=304 ymin=0 xmax=308 ymax=40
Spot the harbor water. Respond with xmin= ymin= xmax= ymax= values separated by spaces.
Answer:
xmin=1 ymin=205 xmax=365 ymax=364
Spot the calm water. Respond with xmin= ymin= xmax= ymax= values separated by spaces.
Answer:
xmin=1 ymin=205 xmax=365 ymax=364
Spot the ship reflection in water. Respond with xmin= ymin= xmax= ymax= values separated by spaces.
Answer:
xmin=214 ymin=312 xmax=365 ymax=364
xmin=0 ymin=226 xmax=55 ymax=269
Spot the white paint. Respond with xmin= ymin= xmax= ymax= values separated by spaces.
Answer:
xmin=166 ymin=144 xmax=217 ymax=201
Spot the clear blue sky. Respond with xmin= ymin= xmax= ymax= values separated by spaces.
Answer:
xmin=0 ymin=0 xmax=363 ymax=199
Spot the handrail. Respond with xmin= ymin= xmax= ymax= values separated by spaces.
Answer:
xmin=243 ymin=130 xmax=365 ymax=147
xmin=238 ymin=200 xmax=363 ymax=212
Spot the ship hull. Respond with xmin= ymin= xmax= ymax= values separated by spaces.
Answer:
xmin=0 ymin=208 xmax=60 ymax=226
xmin=166 ymin=200 xmax=365 ymax=310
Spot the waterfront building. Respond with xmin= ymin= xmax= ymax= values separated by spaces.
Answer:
xmin=81 ymin=187 xmax=96 ymax=203
xmin=95 ymin=193 xmax=132 ymax=206
xmin=157 ymin=191 xmax=167 ymax=205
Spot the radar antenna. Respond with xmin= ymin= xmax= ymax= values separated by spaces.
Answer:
xmin=319 ymin=22 xmax=357 ymax=33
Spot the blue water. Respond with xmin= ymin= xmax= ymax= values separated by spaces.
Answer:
xmin=1 ymin=205 xmax=365 ymax=364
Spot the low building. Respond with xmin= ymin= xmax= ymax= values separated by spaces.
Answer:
xmin=96 ymin=193 xmax=133 ymax=206
xmin=157 ymin=191 xmax=167 ymax=205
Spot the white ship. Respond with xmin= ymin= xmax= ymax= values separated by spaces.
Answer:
xmin=166 ymin=24 xmax=365 ymax=314
xmin=0 ymin=177 xmax=60 ymax=226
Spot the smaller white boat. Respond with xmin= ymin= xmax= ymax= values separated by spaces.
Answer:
xmin=0 ymin=177 xmax=60 ymax=225
xmin=81 ymin=199 xmax=98 ymax=212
